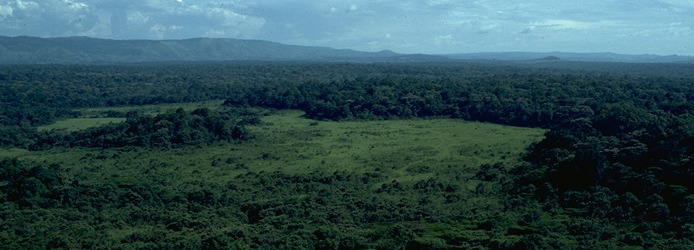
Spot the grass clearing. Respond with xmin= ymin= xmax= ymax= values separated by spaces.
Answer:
xmin=77 ymin=99 xmax=226 ymax=117
xmin=37 ymin=100 xmax=227 ymax=132
xmin=37 ymin=117 xmax=126 ymax=132
xmin=242 ymin=110 xmax=545 ymax=183
xmin=1 ymin=108 xmax=547 ymax=247
xmin=6 ymin=109 xmax=545 ymax=188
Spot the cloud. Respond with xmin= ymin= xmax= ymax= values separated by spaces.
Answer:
xmin=15 ymin=0 xmax=39 ymax=10
xmin=0 ymin=0 xmax=266 ymax=39
xmin=0 ymin=0 xmax=692 ymax=55
xmin=434 ymin=34 xmax=453 ymax=45
xmin=666 ymin=22 xmax=692 ymax=37
xmin=63 ymin=0 xmax=87 ymax=10
xmin=103 ymin=1 xmax=266 ymax=39
xmin=629 ymin=22 xmax=692 ymax=38
xmin=150 ymin=24 xmax=182 ymax=39
xmin=0 ymin=5 xmax=13 ymax=18
xmin=531 ymin=19 xmax=600 ymax=30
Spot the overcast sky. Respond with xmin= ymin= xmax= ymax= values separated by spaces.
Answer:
xmin=1 ymin=0 xmax=693 ymax=55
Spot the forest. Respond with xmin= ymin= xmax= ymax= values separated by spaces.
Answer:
xmin=1 ymin=61 xmax=694 ymax=248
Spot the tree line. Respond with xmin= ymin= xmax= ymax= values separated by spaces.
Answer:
xmin=32 ymin=108 xmax=251 ymax=150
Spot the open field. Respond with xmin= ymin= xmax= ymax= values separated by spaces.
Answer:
xmin=77 ymin=99 xmax=227 ymax=117
xmin=6 ymin=109 xmax=546 ymax=187
xmin=2 ymin=106 xmax=548 ymax=248
xmin=250 ymin=110 xmax=544 ymax=181
xmin=37 ymin=117 xmax=126 ymax=132
xmin=36 ymin=100 xmax=227 ymax=132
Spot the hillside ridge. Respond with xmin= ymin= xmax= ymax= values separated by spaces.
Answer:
xmin=1 ymin=35 xmax=692 ymax=64
xmin=0 ymin=35 xmax=452 ymax=64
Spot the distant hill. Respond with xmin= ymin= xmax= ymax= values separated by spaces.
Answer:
xmin=0 ymin=36 xmax=452 ymax=64
xmin=444 ymin=52 xmax=694 ymax=63
xmin=532 ymin=56 xmax=561 ymax=61
xmin=1 ymin=36 xmax=691 ymax=64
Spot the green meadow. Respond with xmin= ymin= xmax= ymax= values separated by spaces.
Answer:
xmin=37 ymin=100 xmax=227 ymax=132
xmin=9 ymin=108 xmax=545 ymax=188
xmin=37 ymin=117 xmax=126 ymax=132
xmin=2 ymin=104 xmax=548 ymax=248
xmin=78 ymin=100 xmax=227 ymax=117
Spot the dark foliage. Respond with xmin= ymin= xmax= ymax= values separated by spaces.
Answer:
xmin=0 ymin=160 xmax=471 ymax=249
xmin=2 ymin=62 xmax=694 ymax=248
xmin=511 ymin=102 xmax=694 ymax=247
xmin=32 ymin=108 xmax=249 ymax=149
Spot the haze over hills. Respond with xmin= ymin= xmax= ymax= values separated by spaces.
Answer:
xmin=0 ymin=36 xmax=692 ymax=64
xmin=0 ymin=36 xmax=451 ymax=64
xmin=445 ymin=52 xmax=694 ymax=63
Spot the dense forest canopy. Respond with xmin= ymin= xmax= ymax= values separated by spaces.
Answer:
xmin=2 ymin=62 xmax=693 ymax=127
xmin=31 ymin=108 xmax=250 ymax=150
xmin=2 ymin=61 xmax=694 ymax=248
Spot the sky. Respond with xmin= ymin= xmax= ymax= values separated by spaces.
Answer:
xmin=0 ymin=0 xmax=693 ymax=55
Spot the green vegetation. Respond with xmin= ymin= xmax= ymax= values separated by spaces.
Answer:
xmin=34 ymin=108 xmax=249 ymax=149
xmin=37 ymin=118 xmax=126 ymax=132
xmin=0 ymin=109 xmax=544 ymax=249
xmin=76 ymin=99 xmax=227 ymax=118
xmin=37 ymin=100 xmax=228 ymax=132
xmin=2 ymin=62 xmax=694 ymax=248
xmin=3 ymin=109 xmax=544 ymax=183
xmin=251 ymin=110 xmax=543 ymax=175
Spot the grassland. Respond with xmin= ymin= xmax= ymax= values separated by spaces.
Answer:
xmin=36 ymin=100 xmax=227 ymax=132
xmin=37 ymin=117 xmax=126 ymax=132
xmin=2 ymin=105 xmax=548 ymax=248
xmin=7 ymin=108 xmax=545 ymax=188
xmin=77 ymin=99 xmax=226 ymax=117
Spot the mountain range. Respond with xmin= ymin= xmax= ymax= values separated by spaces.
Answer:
xmin=1 ymin=36 xmax=692 ymax=64
xmin=445 ymin=52 xmax=694 ymax=63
